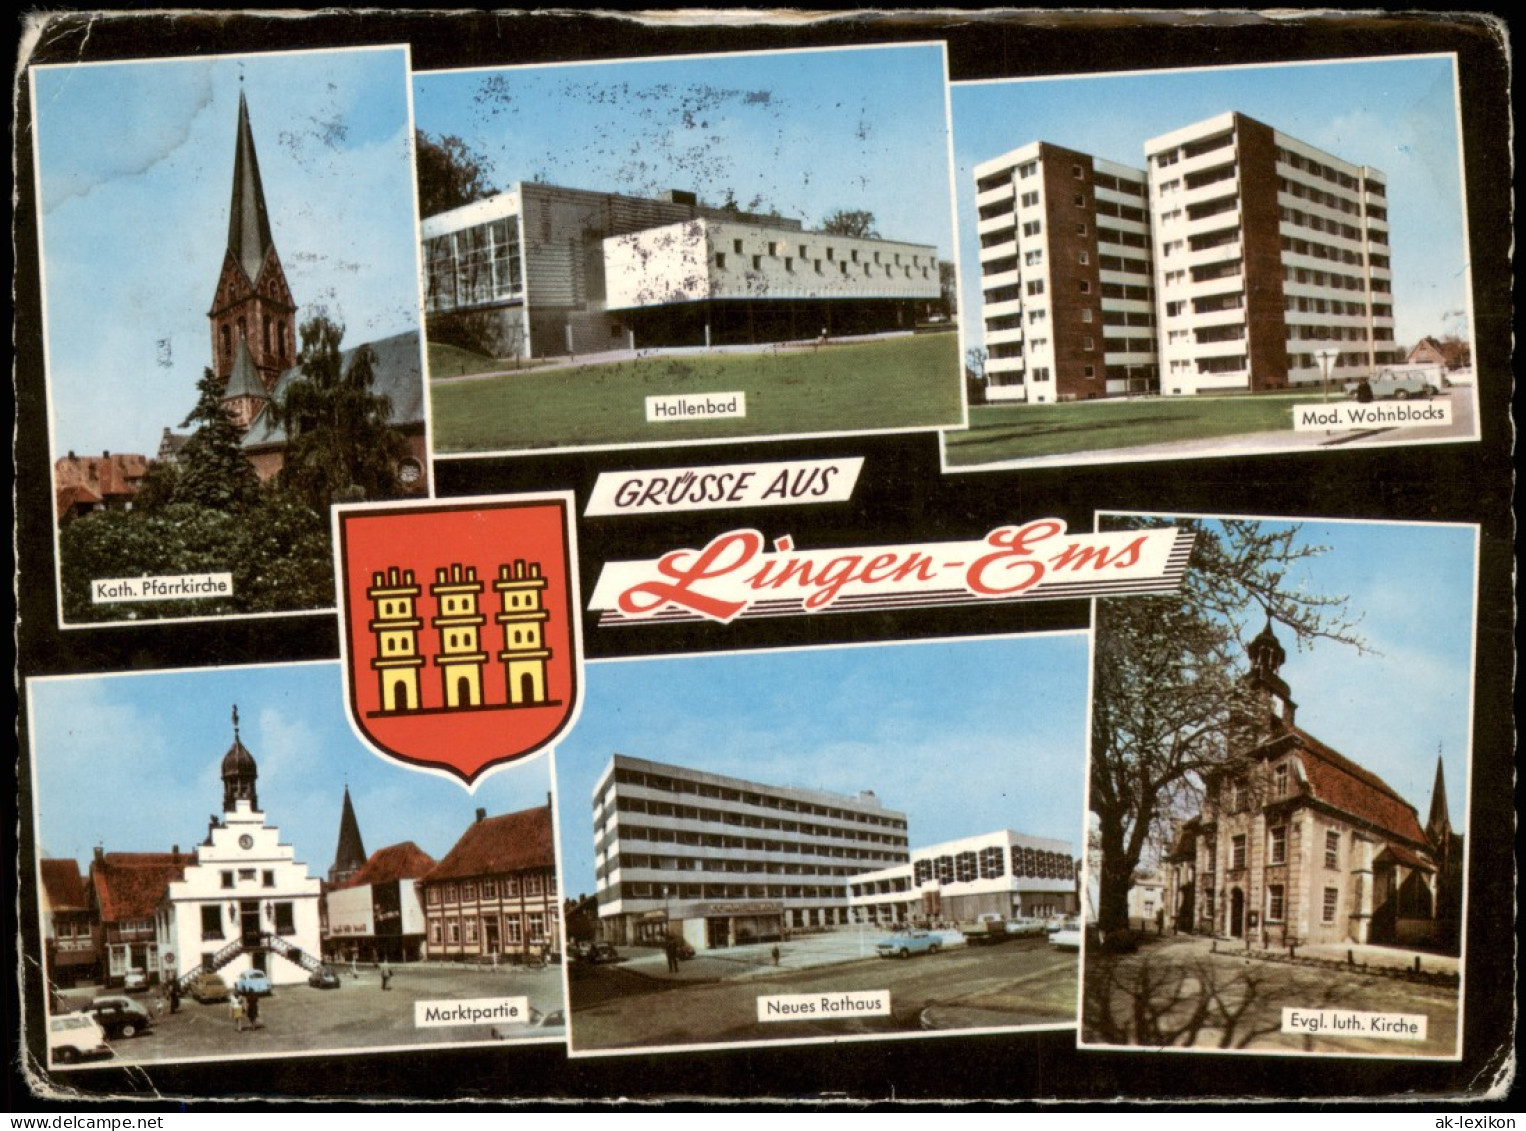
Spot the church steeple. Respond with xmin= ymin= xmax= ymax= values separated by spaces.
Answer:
xmin=227 ymin=91 xmax=275 ymax=287
xmin=329 ymin=786 xmax=368 ymax=886
xmin=208 ymin=89 xmax=297 ymax=408
xmin=1245 ymin=618 xmax=1297 ymax=728
xmin=221 ymin=704 xmax=259 ymax=812
xmin=1425 ymin=751 xmax=1452 ymax=842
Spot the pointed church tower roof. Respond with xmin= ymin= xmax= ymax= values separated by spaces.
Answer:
xmin=329 ymin=786 xmax=368 ymax=886
xmin=1426 ymin=753 xmax=1452 ymax=841
xmin=223 ymin=338 xmax=270 ymax=402
xmin=227 ymin=91 xmax=275 ymax=286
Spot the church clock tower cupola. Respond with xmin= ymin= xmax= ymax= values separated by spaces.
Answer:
xmin=221 ymin=704 xmax=260 ymax=812
xmin=1246 ymin=619 xmax=1297 ymax=726
xmin=208 ymin=91 xmax=298 ymax=414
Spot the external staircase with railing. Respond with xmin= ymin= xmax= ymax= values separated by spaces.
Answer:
xmin=175 ymin=933 xmax=325 ymax=991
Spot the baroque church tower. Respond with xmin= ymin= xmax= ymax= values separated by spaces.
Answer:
xmin=208 ymin=91 xmax=297 ymax=431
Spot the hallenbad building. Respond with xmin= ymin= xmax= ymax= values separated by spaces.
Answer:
xmin=591 ymin=754 xmax=1076 ymax=951
xmin=974 ymin=112 xmax=1399 ymax=400
xmin=421 ymin=183 xmax=942 ymax=359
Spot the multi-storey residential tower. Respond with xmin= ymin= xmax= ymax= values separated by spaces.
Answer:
xmin=1145 ymin=111 xmax=1398 ymax=395
xmin=592 ymin=755 xmax=911 ymax=949
xmin=974 ymin=141 xmax=1158 ymax=402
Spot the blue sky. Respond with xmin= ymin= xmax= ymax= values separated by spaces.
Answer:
xmin=414 ymin=44 xmax=954 ymax=257
xmin=1099 ymin=515 xmax=1476 ymax=828
xmin=32 ymin=47 xmax=422 ymax=458
xmin=29 ymin=662 xmax=552 ymax=874
xmin=553 ymin=634 xmax=1089 ymax=899
xmin=952 ymin=55 xmax=1469 ymax=352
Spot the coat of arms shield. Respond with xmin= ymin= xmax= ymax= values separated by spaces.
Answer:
xmin=334 ymin=494 xmax=582 ymax=786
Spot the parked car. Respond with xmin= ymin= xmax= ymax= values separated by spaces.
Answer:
xmin=233 ymin=969 xmax=274 ymax=997
xmin=1049 ymin=928 xmax=1084 ymax=951
xmin=875 ymin=929 xmax=943 ymax=959
xmin=1004 ymin=918 xmax=1049 ymax=939
xmin=48 ymin=1013 xmax=112 ymax=1065
xmin=586 ymin=942 xmax=622 ymax=964
xmin=308 ymin=966 xmax=342 ymax=990
xmin=121 ymin=968 xmax=149 ymax=993
xmin=187 ymin=971 xmax=229 ymax=1003
xmin=82 ymin=995 xmax=154 ymax=1039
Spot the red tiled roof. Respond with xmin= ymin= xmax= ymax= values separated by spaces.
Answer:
xmin=55 ymin=483 xmax=104 ymax=520
xmin=1284 ymin=723 xmax=1428 ymax=846
xmin=41 ymin=859 xmax=89 ymax=911
xmin=1377 ymin=842 xmax=1435 ymax=872
xmin=423 ymin=806 xmax=554 ymax=883
xmin=343 ymin=841 xmax=437 ymax=889
xmin=89 ymin=852 xmax=193 ymax=922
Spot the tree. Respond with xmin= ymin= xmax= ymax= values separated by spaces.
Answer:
xmin=269 ymin=314 xmax=411 ymax=511
xmin=173 ymin=367 xmax=261 ymax=512
xmin=415 ymin=130 xmax=496 ymax=218
xmin=819 ymin=208 xmax=878 ymax=239
xmin=1088 ymin=518 xmax=1366 ymax=935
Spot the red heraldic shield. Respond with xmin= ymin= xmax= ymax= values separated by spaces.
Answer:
xmin=336 ymin=496 xmax=582 ymax=786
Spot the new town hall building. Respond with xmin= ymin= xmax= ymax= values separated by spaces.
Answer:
xmin=592 ymin=754 xmax=1075 ymax=951
xmin=975 ymin=112 xmax=1399 ymax=402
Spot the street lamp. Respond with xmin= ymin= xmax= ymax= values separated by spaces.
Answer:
xmin=1314 ymin=346 xmax=1340 ymax=402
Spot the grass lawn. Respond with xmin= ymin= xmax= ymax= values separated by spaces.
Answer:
xmin=427 ymin=342 xmax=549 ymax=379
xmin=944 ymin=393 xmax=1309 ymax=464
xmin=428 ymin=334 xmax=961 ymax=452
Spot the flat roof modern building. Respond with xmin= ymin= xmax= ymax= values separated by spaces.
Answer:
xmin=592 ymin=754 xmax=910 ymax=950
xmin=973 ymin=141 xmax=1158 ymax=403
xmin=973 ymin=114 xmax=1398 ymax=401
xmin=1145 ymin=111 xmax=1398 ymax=395
xmin=421 ymin=182 xmax=941 ymax=360
xmin=847 ymin=829 xmax=1078 ymax=925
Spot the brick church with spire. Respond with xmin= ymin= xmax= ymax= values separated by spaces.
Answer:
xmin=166 ymin=89 xmax=429 ymax=491
xmin=1164 ymin=623 xmax=1461 ymax=953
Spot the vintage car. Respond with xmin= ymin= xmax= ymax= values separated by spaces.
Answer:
xmin=875 ymin=929 xmax=943 ymax=959
xmin=82 ymin=995 xmax=154 ymax=1039
xmin=187 ymin=971 xmax=230 ymax=1003
xmin=48 ymin=1013 xmax=112 ymax=1065
xmin=121 ymin=968 xmax=149 ymax=993
xmin=308 ymin=966 xmax=342 ymax=990
xmin=233 ymin=969 xmax=274 ymax=997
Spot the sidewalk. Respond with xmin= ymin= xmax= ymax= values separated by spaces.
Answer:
xmin=614 ymin=927 xmax=963 ymax=985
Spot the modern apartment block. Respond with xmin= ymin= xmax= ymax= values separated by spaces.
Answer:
xmin=1146 ymin=111 xmax=1399 ymax=395
xmin=846 ymin=829 xmax=1078 ymax=925
xmin=592 ymin=754 xmax=911 ymax=950
xmin=974 ymin=141 xmax=1158 ymax=402
xmin=974 ymin=114 xmax=1399 ymax=400
xmin=421 ymin=182 xmax=940 ymax=360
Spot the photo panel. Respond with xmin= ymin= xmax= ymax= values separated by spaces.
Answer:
xmin=553 ymin=634 xmax=1088 ymax=1056
xmin=413 ymin=43 xmax=964 ymax=458
xmin=945 ymin=55 xmax=1477 ymax=472
xmin=28 ymin=662 xmax=567 ymax=1070
xmin=33 ymin=47 xmax=430 ymax=629
xmin=1080 ymin=514 xmax=1476 ymax=1059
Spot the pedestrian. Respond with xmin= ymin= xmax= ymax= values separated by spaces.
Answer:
xmin=380 ymin=959 xmax=393 ymax=991
xmin=665 ymin=937 xmax=680 ymax=974
xmin=771 ymin=944 xmax=780 ymax=967
xmin=230 ymin=993 xmax=246 ymax=1033
xmin=244 ymin=991 xmax=260 ymax=1031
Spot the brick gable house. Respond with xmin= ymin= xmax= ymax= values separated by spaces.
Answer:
xmin=418 ymin=802 xmax=559 ymax=963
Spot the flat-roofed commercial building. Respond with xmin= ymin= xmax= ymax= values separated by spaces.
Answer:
xmin=592 ymin=754 xmax=910 ymax=951
xmin=1145 ymin=111 xmax=1398 ymax=395
xmin=847 ymin=829 xmax=1078 ymax=926
xmin=974 ymin=141 xmax=1158 ymax=403
xmin=421 ymin=183 xmax=939 ymax=360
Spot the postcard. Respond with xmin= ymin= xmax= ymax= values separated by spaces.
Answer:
xmin=944 ymin=55 xmax=1478 ymax=472
xmin=1079 ymin=514 xmax=1476 ymax=1060
xmin=12 ymin=8 xmax=1513 ymax=1110
xmin=33 ymin=47 xmax=429 ymax=628
xmin=28 ymin=662 xmax=567 ymax=1071
xmin=412 ymin=43 xmax=964 ymax=458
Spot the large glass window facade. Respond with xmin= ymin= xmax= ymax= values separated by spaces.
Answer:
xmin=425 ymin=217 xmax=523 ymax=313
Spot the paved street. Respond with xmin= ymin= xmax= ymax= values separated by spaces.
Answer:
xmin=53 ymin=963 xmax=566 ymax=1069
xmin=1083 ymin=935 xmax=1459 ymax=1057
xmin=569 ymin=935 xmax=1077 ymax=1052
